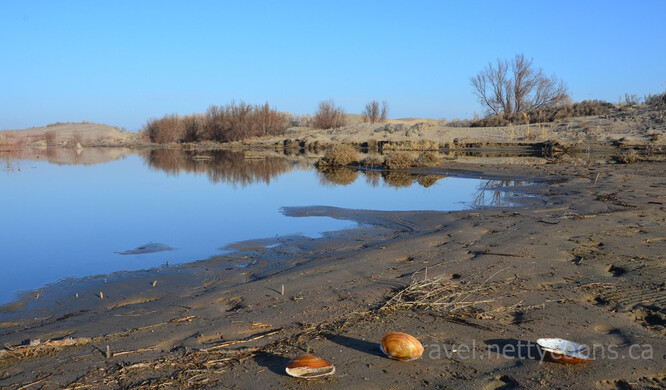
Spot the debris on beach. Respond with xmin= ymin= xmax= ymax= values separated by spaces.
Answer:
xmin=0 ymin=337 xmax=91 ymax=362
xmin=285 ymin=353 xmax=336 ymax=379
xmin=380 ymin=332 xmax=424 ymax=361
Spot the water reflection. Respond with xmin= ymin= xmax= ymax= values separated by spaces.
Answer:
xmin=140 ymin=149 xmax=294 ymax=186
xmin=473 ymin=179 xmax=527 ymax=207
xmin=0 ymin=145 xmax=132 ymax=168
xmin=317 ymin=167 xmax=360 ymax=186
xmin=317 ymin=167 xmax=447 ymax=190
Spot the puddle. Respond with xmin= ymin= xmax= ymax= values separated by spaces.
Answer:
xmin=0 ymin=148 xmax=530 ymax=304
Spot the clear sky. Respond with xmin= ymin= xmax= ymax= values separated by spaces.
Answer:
xmin=1 ymin=0 xmax=665 ymax=131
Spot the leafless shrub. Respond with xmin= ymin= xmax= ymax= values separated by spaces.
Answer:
xmin=144 ymin=114 xmax=186 ymax=144
xmin=312 ymin=100 xmax=346 ymax=129
xmin=383 ymin=152 xmax=413 ymax=170
xmin=362 ymin=100 xmax=389 ymax=123
xmin=255 ymin=102 xmax=290 ymax=136
xmin=471 ymin=53 xmax=570 ymax=116
xmin=316 ymin=144 xmax=358 ymax=167
xmin=182 ymin=114 xmax=207 ymax=143
xmin=623 ymin=93 xmax=641 ymax=106
xmin=645 ymin=92 xmax=666 ymax=107
xmin=645 ymin=91 xmax=666 ymax=119
xmin=143 ymin=102 xmax=289 ymax=144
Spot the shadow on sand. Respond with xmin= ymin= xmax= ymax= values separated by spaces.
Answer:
xmin=323 ymin=333 xmax=384 ymax=358
xmin=484 ymin=338 xmax=544 ymax=361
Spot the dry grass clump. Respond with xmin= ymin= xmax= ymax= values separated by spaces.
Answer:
xmin=359 ymin=154 xmax=384 ymax=168
xmin=316 ymin=144 xmax=358 ymax=167
xmin=413 ymin=151 xmax=440 ymax=167
xmin=143 ymin=102 xmax=290 ymax=144
xmin=383 ymin=152 xmax=413 ymax=170
xmin=312 ymin=100 xmax=346 ymax=129
xmin=616 ymin=149 xmax=640 ymax=164
xmin=382 ymin=275 xmax=494 ymax=314
xmin=382 ymin=267 xmax=513 ymax=316
xmin=541 ymin=139 xmax=578 ymax=159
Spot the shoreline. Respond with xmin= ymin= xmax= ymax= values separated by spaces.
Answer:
xmin=1 ymin=160 xmax=664 ymax=388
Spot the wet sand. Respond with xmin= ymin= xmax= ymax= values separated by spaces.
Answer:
xmin=1 ymin=159 xmax=664 ymax=389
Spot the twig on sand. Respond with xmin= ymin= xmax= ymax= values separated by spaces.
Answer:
xmin=112 ymin=346 xmax=158 ymax=357
xmin=200 ymin=329 xmax=281 ymax=352
xmin=16 ymin=373 xmax=53 ymax=390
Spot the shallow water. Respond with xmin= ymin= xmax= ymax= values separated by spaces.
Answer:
xmin=0 ymin=148 xmax=526 ymax=304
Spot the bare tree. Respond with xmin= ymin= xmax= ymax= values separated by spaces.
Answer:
xmin=471 ymin=54 xmax=569 ymax=116
xmin=362 ymin=100 xmax=389 ymax=123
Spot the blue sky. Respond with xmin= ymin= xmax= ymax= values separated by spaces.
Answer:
xmin=1 ymin=0 xmax=665 ymax=131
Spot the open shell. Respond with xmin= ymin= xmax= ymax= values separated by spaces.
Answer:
xmin=285 ymin=353 xmax=335 ymax=379
xmin=536 ymin=338 xmax=593 ymax=364
xmin=380 ymin=332 xmax=424 ymax=361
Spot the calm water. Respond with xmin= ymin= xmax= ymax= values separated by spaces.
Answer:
xmin=0 ymin=148 xmax=525 ymax=304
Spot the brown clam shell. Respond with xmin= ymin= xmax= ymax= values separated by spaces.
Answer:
xmin=285 ymin=353 xmax=336 ymax=379
xmin=380 ymin=332 xmax=424 ymax=361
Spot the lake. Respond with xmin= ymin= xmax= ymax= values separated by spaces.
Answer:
xmin=0 ymin=148 xmax=526 ymax=304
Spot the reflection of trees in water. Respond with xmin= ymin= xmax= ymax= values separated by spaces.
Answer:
xmin=416 ymin=175 xmax=443 ymax=188
xmin=0 ymin=145 xmax=116 ymax=169
xmin=382 ymin=172 xmax=414 ymax=188
xmin=474 ymin=179 xmax=526 ymax=207
xmin=315 ymin=166 xmax=444 ymax=189
xmin=364 ymin=170 xmax=381 ymax=187
xmin=141 ymin=149 xmax=293 ymax=186
xmin=316 ymin=167 xmax=359 ymax=186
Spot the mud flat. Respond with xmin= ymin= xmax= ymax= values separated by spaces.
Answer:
xmin=0 ymin=157 xmax=664 ymax=389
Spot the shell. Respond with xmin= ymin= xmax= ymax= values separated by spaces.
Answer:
xmin=285 ymin=353 xmax=336 ymax=379
xmin=380 ymin=332 xmax=424 ymax=361
xmin=536 ymin=338 xmax=593 ymax=364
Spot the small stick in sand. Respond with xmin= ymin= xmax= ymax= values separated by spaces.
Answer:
xmin=99 ymin=292 xmax=104 ymax=300
xmin=594 ymin=172 xmax=600 ymax=184
xmin=152 ymin=280 xmax=157 ymax=287
xmin=281 ymin=284 xmax=285 ymax=296
xmin=105 ymin=345 xmax=111 ymax=359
